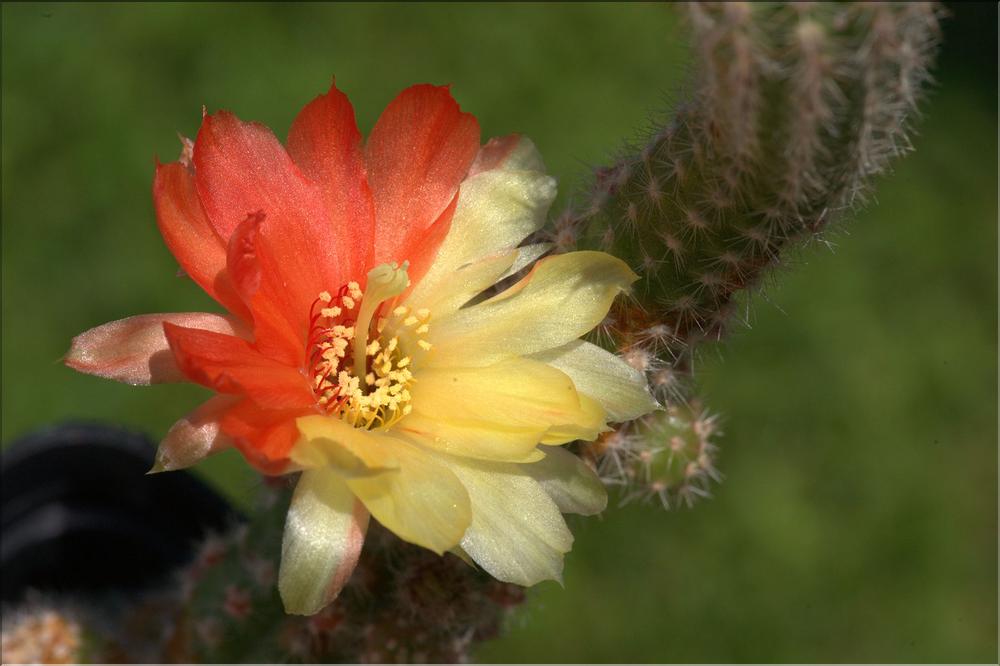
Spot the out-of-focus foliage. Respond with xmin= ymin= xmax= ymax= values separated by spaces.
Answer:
xmin=2 ymin=2 xmax=995 ymax=662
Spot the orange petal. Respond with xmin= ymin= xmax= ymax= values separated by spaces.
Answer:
xmin=66 ymin=312 xmax=246 ymax=385
xmin=400 ymin=191 xmax=457 ymax=298
xmin=153 ymin=161 xmax=250 ymax=321
xmin=287 ymin=81 xmax=375 ymax=282
xmin=162 ymin=322 xmax=315 ymax=410
xmin=219 ymin=398 xmax=305 ymax=475
xmin=225 ymin=211 xmax=307 ymax=365
xmin=193 ymin=111 xmax=351 ymax=343
xmin=365 ymin=84 xmax=479 ymax=267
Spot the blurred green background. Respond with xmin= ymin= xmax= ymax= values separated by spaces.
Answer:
xmin=2 ymin=2 xmax=996 ymax=662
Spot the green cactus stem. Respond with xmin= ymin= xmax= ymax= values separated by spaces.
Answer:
xmin=554 ymin=2 xmax=941 ymax=504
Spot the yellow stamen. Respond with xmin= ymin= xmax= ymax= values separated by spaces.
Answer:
xmin=307 ymin=263 xmax=425 ymax=431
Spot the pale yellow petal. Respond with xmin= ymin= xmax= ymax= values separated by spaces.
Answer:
xmin=398 ymin=412 xmax=546 ymax=463
xmin=539 ymin=394 xmax=608 ymax=445
xmin=530 ymin=340 xmax=660 ymax=422
xmin=426 ymin=252 xmax=637 ymax=367
xmin=405 ymin=243 xmax=555 ymax=320
xmin=407 ymin=250 xmax=516 ymax=317
xmin=408 ymin=357 xmax=598 ymax=434
xmin=279 ymin=469 xmax=368 ymax=615
xmin=407 ymin=140 xmax=556 ymax=308
xmin=293 ymin=415 xmax=399 ymax=474
xmin=445 ymin=457 xmax=573 ymax=586
xmin=522 ymin=446 xmax=608 ymax=516
xmin=346 ymin=438 xmax=471 ymax=555
xmin=497 ymin=242 xmax=553 ymax=282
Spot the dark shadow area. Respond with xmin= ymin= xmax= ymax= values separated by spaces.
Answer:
xmin=1 ymin=423 xmax=238 ymax=603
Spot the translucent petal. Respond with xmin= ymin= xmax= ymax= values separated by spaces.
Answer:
xmin=497 ymin=242 xmax=553 ymax=282
xmin=445 ymin=457 xmax=573 ymax=586
xmin=530 ymin=340 xmax=659 ymax=422
xmin=279 ymin=468 xmax=369 ymax=615
xmin=522 ymin=446 xmax=607 ymax=516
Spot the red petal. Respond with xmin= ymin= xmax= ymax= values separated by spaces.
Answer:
xmin=66 ymin=312 xmax=247 ymax=385
xmin=163 ymin=322 xmax=315 ymax=410
xmin=153 ymin=162 xmax=251 ymax=321
xmin=193 ymin=111 xmax=351 ymax=341
xmin=219 ymin=398 xmax=306 ymax=475
xmin=287 ymin=82 xmax=375 ymax=282
xmin=365 ymin=84 xmax=480 ymax=266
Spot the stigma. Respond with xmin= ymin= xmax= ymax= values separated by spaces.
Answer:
xmin=307 ymin=263 xmax=431 ymax=430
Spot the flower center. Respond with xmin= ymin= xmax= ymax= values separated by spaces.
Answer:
xmin=307 ymin=262 xmax=432 ymax=430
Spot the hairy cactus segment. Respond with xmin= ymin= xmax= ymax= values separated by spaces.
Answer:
xmin=559 ymin=2 xmax=940 ymax=361
xmin=579 ymin=401 xmax=721 ymax=509
xmin=549 ymin=2 xmax=940 ymax=508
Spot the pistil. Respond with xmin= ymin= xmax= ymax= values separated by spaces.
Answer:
xmin=352 ymin=262 xmax=410 ymax=384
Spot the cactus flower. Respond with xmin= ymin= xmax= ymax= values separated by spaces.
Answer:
xmin=66 ymin=82 xmax=657 ymax=615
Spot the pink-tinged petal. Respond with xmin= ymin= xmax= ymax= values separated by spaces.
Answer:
xmin=218 ymin=398 xmax=306 ymax=474
xmin=467 ymin=134 xmax=522 ymax=177
xmin=287 ymin=81 xmax=375 ymax=281
xmin=162 ymin=322 xmax=315 ymax=410
xmin=153 ymin=161 xmax=251 ymax=322
xmin=150 ymin=395 xmax=240 ymax=472
xmin=279 ymin=468 xmax=369 ymax=615
xmin=66 ymin=313 xmax=246 ymax=385
xmin=365 ymin=84 xmax=480 ymax=266
xmin=193 ymin=111 xmax=350 ymax=339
